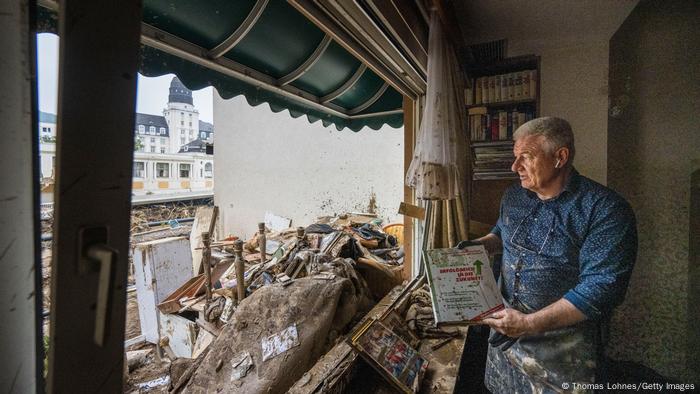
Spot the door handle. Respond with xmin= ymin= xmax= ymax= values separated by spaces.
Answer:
xmin=86 ymin=244 xmax=117 ymax=347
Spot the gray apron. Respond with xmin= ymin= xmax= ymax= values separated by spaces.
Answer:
xmin=484 ymin=268 xmax=602 ymax=394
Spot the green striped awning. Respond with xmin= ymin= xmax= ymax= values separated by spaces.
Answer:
xmin=38 ymin=0 xmax=404 ymax=131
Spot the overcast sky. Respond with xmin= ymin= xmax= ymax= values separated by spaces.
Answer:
xmin=37 ymin=33 xmax=214 ymax=123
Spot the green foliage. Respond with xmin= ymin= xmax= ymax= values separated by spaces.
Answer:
xmin=134 ymin=136 xmax=144 ymax=151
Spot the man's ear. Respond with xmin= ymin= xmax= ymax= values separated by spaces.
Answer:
xmin=555 ymin=147 xmax=570 ymax=168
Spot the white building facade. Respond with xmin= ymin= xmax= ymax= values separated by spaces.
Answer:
xmin=39 ymin=76 xmax=214 ymax=200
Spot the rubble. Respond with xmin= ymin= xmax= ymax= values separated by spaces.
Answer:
xmin=127 ymin=209 xmax=408 ymax=392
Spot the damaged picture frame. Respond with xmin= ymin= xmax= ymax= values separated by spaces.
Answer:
xmin=349 ymin=318 xmax=428 ymax=393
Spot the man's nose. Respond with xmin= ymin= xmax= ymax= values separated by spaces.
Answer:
xmin=511 ymin=157 xmax=521 ymax=173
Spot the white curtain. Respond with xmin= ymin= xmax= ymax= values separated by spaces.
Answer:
xmin=405 ymin=11 xmax=468 ymax=201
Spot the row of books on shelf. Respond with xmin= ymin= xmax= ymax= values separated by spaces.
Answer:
xmin=465 ymin=70 xmax=537 ymax=106
xmin=472 ymin=141 xmax=516 ymax=180
xmin=469 ymin=109 xmax=535 ymax=142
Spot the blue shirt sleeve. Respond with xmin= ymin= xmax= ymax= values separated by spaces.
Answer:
xmin=491 ymin=192 xmax=507 ymax=238
xmin=563 ymin=196 xmax=637 ymax=320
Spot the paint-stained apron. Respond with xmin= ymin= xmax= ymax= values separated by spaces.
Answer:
xmin=484 ymin=279 xmax=602 ymax=394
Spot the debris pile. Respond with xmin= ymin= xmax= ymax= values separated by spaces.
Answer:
xmin=128 ymin=208 xmax=406 ymax=393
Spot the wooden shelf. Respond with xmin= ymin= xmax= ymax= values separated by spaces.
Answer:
xmin=467 ymin=99 xmax=536 ymax=109
xmin=471 ymin=140 xmax=513 ymax=148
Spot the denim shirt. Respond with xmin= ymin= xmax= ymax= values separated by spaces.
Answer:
xmin=492 ymin=169 xmax=637 ymax=320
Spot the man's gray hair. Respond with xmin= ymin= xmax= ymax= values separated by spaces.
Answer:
xmin=513 ymin=117 xmax=575 ymax=163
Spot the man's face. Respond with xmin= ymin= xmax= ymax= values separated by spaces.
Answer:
xmin=511 ymin=134 xmax=559 ymax=195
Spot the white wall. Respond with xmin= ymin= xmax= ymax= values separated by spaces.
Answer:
xmin=214 ymin=95 xmax=404 ymax=240
xmin=509 ymin=38 xmax=610 ymax=184
xmin=0 ymin=0 xmax=37 ymax=391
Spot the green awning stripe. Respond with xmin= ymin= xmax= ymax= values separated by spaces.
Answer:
xmin=139 ymin=46 xmax=400 ymax=131
xmin=37 ymin=0 xmax=403 ymax=131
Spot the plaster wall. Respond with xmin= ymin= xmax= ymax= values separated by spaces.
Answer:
xmin=213 ymin=95 xmax=404 ymax=240
xmin=0 ymin=0 xmax=38 ymax=392
xmin=607 ymin=1 xmax=700 ymax=381
xmin=509 ymin=38 xmax=610 ymax=184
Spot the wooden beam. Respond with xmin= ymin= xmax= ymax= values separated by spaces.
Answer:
xmin=402 ymin=95 xmax=416 ymax=280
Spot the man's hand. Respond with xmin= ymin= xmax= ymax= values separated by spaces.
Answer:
xmin=480 ymin=308 xmax=533 ymax=338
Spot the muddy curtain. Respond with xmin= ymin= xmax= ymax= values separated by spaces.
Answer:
xmin=406 ymin=11 xmax=470 ymax=248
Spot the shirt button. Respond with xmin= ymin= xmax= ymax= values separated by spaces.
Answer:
xmin=515 ymin=272 xmax=521 ymax=277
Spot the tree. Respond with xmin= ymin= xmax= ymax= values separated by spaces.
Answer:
xmin=134 ymin=136 xmax=144 ymax=151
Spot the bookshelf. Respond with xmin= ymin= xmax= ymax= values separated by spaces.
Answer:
xmin=465 ymin=55 xmax=540 ymax=226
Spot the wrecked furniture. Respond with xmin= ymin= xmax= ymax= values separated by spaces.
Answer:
xmin=133 ymin=237 xmax=193 ymax=344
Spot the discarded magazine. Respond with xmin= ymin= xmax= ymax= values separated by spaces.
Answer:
xmin=350 ymin=319 xmax=428 ymax=393
xmin=424 ymin=245 xmax=503 ymax=324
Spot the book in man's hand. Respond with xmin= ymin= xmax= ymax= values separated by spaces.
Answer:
xmin=424 ymin=245 xmax=504 ymax=325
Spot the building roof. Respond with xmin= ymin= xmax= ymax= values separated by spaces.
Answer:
xmin=199 ymin=120 xmax=214 ymax=134
xmin=39 ymin=111 xmax=57 ymax=123
xmin=169 ymin=76 xmax=193 ymax=105
xmin=135 ymin=113 xmax=169 ymax=136
xmin=178 ymin=138 xmax=209 ymax=153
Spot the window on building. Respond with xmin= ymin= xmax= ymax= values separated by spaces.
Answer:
xmin=180 ymin=137 xmax=186 ymax=145
xmin=204 ymin=162 xmax=213 ymax=178
xmin=42 ymin=127 xmax=48 ymax=132
xmin=138 ymin=125 xmax=145 ymax=133
xmin=180 ymin=112 xmax=184 ymax=117
xmin=150 ymin=146 xmax=156 ymax=153
xmin=160 ymin=147 xmax=166 ymax=153
xmin=160 ymin=127 xmax=166 ymax=134
xmin=161 ymin=138 xmax=167 ymax=145
xmin=156 ymin=163 xmax=169 ymax=178
xmin=150 ymin=137 xmax=156 ymax=143
xmin=179 ymin=163 xmax=191 ymax=178
xmin=149 ymin=126 xmax=156 ymax=134
xmin=181 ymin=121 xmax=184 ymax=126
xmin=133 ymin=162 xmax=145 ymax=178
xmin=189 ymin=121 xmax=192 ymax=127
xmin=200 ymin=132 xmax=206 ymax=139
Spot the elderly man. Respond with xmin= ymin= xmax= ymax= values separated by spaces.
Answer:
xmin=473 ymin=117 xmax=637 ymax=393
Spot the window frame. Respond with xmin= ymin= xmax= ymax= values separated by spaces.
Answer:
xmin=156 ymin=162 xmax=170 ymax=178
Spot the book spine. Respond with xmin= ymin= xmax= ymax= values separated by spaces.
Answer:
xmin=491 ymin=114 xmax=499 ymax=141
xmin=529 ymin=70 xmax=537 ymax=99
xmin=511 ymin=110 xmax=519 ymax=134
xmin=475 ymin=77 xmax=483 ymax=104
xmin=500 ymin=73 xmax=508 ymax=101
xmin=488 ymin=76 xmax=496 ymax=104
xmin=518 ymin=112 xmax=527 ymax=128
xmin=522 ymin=71 xmax=530 ymax=98
xmin=494 ymin=75 xmax=501 ymax=102
xmin=482 ymin=114 xmax=488 ymax=141
xmin=465 ymin=84 xmax=473 ymax=106
xmin=499 ymin=111 xmax=507 ymax=140
xmin=507 ymin=111 xmax=513 ymax=139
xmin=514 ymin=71 xmax=522 ymax=99
xmin=507 ymin=73 xmax=514 ymax=100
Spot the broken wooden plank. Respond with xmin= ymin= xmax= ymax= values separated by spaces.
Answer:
xmin=398 ymin=202 xmax=426 ymax=220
